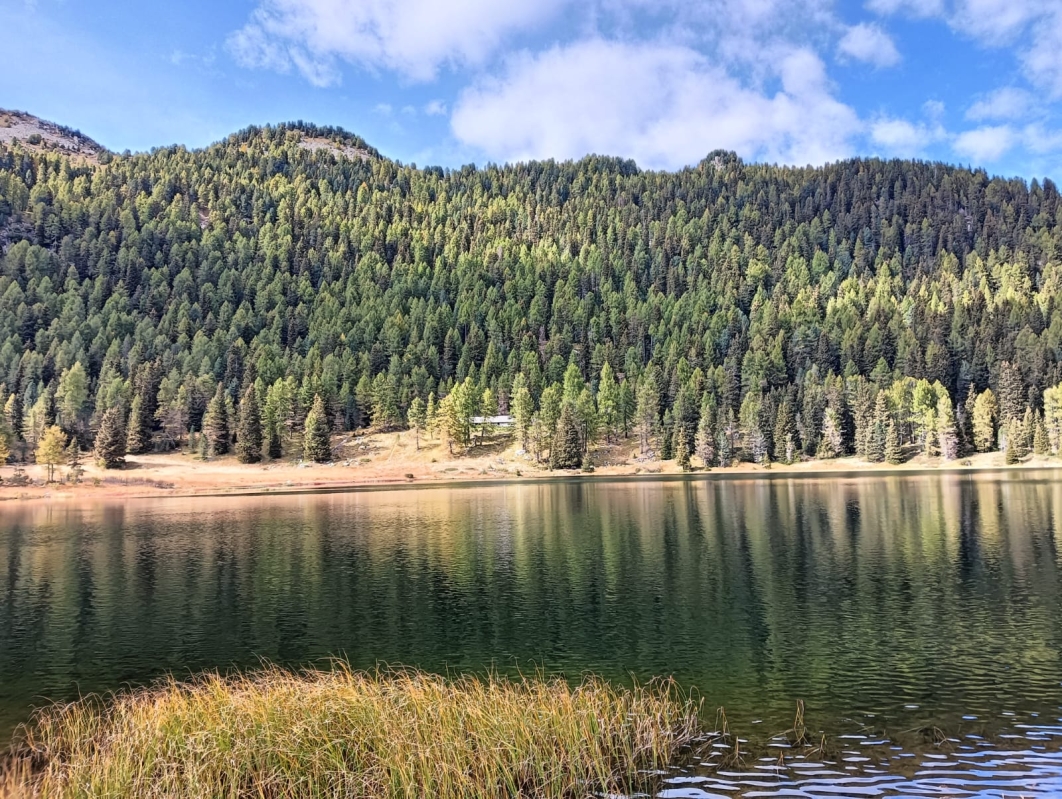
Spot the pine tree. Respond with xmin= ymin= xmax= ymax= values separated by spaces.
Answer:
xmin=675 ymin=432 xmax=691 ymax=472
xmin=511 ymin=376 xmax=533 ymax=450
xmin=407 ymin=396 xmax=426 ymax=450
xmin=36 ymin=425 xmax=67 ymax=483
xmin=818 ymin=406 xmax=843 ymax=459
xmin=203 ymin=385 xmax=230 ymax=456
xmin=661 ymin=409 xmax=674 ymax=460
xmin=549 ymin=402 xmax=582 ymax=469
xmin=885 ymin=420 xmax=902 ymax=464
xmin=1033 ymin=411 xmax=1049 ymax=456
xmin=0 ymin=427 xmax=9 ymax=467
xmin=694 ymin=402 xmax=716 ymax=467
xmin=236 ymin=384 xmax=263 ymax=464
xmin=618 ymin=381 xmax=635 ymax=439
xmin=773 ymin=398 xmax=796 ymax=463
xmin=303 ymin=395 xmax=333 ymax=463
xmin=937 ymin=396 xmax=958 ymax=461
xmin=998 ymin=361 xmax=1024 ymax=424
xmin=125 ymin=395 xmax=150 ymax=455
xmin=93 ymin=407 xmax=127 ymax=469
xmin=1005 ymin=418 xmax=1023 ymax=464
xmin=635 ymin=372 xmax=660 ymax=455
xmin=597 ymin=362 xmax=619 ymax=443
xmin=425 ymin=392 xmax=438 ymax=441
xmin=66 ymin=439 xmax=84 ymax=484
xmin=972 ymin=389 xmax=998 ymax=452
xmin=718 ymin=408 xmax=737 ymax=467
xmin=867 ymin=393 xmax=887 ymax=463
xmin=959 ymin=385 xmax=976 ymax=456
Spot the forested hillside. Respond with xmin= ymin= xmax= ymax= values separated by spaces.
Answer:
xmin=1 ymin=118 xmax=1061 ymax=470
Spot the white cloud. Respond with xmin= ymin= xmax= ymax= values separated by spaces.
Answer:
xmin=866 ymin=0 xmax=945 ymax=18
xmin=451 ymin=39 xmax=860 ymax=170
xmin=837 ymin=23 xmax=901 ymax=67
xmin=954 ymin=124 xmax=1016 ymax=162
xmin=227 ymin=0 xmax=565 ymax=84
xmin=424 ymin=100 xmax=447 ymax=116
xmin=870 ymin=117 xmax=945 ymax=156
xmin=966 ymin=87 xmax=1035 ymax=121
xmin=870 ymin=0 xmax=1062 ymax=98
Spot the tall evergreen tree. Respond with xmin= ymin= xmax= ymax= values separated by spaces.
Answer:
xmin=972 ymin=389 xmax=998 ymax=453
xmin=236 ymin=385 xmax=263 ymax=464
xmin=885 ymin=420 xmax=903 ymax=465
xmin=549 ymin=402 xmax=582 ymax=469
xmin=203 ymin=385 xmax=230 ymax=456
xmin=773 ymin=398 xmax=796 ymax=464
xmin=303 ymin=395 xmax=333 ymax=463
xmin=937 ymin=396 xmax=959 ymax=461
xmin=125 ymin=395 xmax=150 ymax=455
xmin=998 ymin=362 xmax=1025 ymax=424
xmin=93 ymin=407 xmax=126 ymax=469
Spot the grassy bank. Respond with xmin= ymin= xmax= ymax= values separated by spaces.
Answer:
xmin=2 ymin=666 xmax=701 ymax=798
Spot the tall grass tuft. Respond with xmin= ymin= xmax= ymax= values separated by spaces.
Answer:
xmin=2 ymin=665 xmax=701 ymax=798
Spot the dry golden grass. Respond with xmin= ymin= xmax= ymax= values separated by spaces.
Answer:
xmin=2 ymin=665 xmax=700 ymax=798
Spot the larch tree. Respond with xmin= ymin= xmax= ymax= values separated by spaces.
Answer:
xmin=407 ymin=395 xmax=426 ymax=450
xmin=36 ymin=425 xmax=67 ymax=483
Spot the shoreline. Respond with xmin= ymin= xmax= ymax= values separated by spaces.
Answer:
xmin=1 ymin=430 xmax=1059 ymax=504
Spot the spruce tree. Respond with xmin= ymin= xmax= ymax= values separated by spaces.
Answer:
xmin=694 ymin=402 xmax=716 ymax=467
xmin=549 ymin=402 xmax=582 ymax=469
xmin=125 ymin=395 xmax=150 ymax=455
xmin=959 ymin=385 xmax=976 ymax=456
xmin=885 ymin=420 xmax=903 ymax=464
xmin=998 ymin=362 xmax=1024 ymax=424
xmin=203 ymin=385 xmax=230 ymax=456
xmin=236 ymin=384 xmax=263 ymax=464
xmin=303 ymin=394 xmax=333 ymax=463
xmin=773 ymin=398 xmax=796 ymax=463
xmin=93 ymin=407 xmax=127 ymax=469
xmin=937 ymin=397 xmax=958 ymax=461
xmin=1005 ymin=418 xmax=1023 ymax=464
xmin=675 ymin=432 xmax=692 ymax=472
xmin=66 ymin=439 xmax=83 ymax=484
xmin=866 ymin=392 xmax=888 ymax=463
xmin=1033 ymin=411 xmax=1049 ymax=456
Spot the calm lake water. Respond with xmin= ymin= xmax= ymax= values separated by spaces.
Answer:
xmin=2 ymin=472 xmax=1062 ymax=795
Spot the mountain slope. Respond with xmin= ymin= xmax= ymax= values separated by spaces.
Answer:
xmin=0 ymin=116 xmax=1058 ymax=466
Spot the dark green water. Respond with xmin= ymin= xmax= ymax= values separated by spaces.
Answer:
xmin=3 ymin=473 xmax=1062 ymax=794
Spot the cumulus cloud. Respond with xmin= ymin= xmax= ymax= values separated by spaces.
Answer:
xmin=965 ymin=87 xmax=1035 ymax=121
xmin=837 ymin=23 xmax=901 ymax=67
xmin=227 ymin=0 xmax=565 ymax=84
xmin=870 ymin=117 xmax=945 ymax=156
xmin=954 ymin=125 xmax=1016 ymax=162
xmin=450 ymin=39 xmax=860 ymax=170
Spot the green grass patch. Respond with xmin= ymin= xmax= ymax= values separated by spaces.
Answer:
xmin=3 ymin=665 xmax=701 ymax=798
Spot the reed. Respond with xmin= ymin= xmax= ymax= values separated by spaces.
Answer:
xmin=2 ymin=665 xmax=701 ymax=798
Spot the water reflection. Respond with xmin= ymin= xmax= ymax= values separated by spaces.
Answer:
xmin=1 ymin=474 xmax=1061 ymax=785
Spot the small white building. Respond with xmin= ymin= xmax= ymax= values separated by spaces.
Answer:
xmin=471 ymin=415 xmax=514 ymax=428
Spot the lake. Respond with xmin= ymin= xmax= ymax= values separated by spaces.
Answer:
xmin=2 ymin=472 xmax=1062 ymax=796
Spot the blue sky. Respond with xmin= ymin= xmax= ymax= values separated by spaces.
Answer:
xmin=2 ymin=0 xmax=1062 ymax=179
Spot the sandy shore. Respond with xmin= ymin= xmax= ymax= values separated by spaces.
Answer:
xmin=0 ymin=430 xmax=1056 ymax=503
